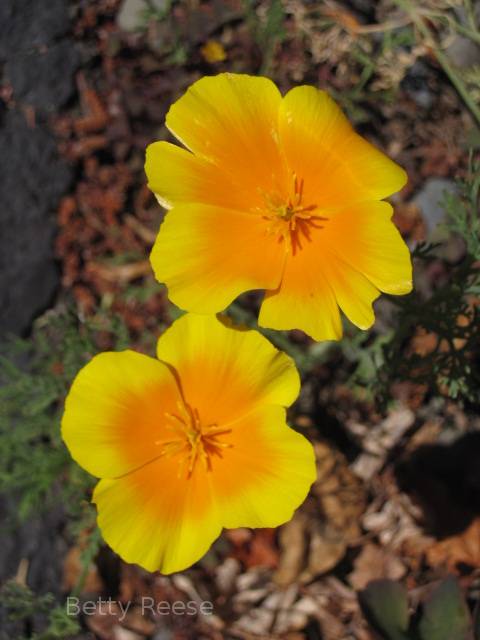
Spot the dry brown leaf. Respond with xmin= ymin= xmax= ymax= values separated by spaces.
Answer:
xmin=426 ymin=517 xmax=480 ymax=571
xmin=86 ymin=603 xmax=122 ymax=640
xmin=86 ymin=260 xmax=152 ymax=284
xmin=227 ymin=528 xmax=279 ymax=569
xmin=120 ymin=607 xmax=156 ymax=637
xmin=124 ymin=214 xmax=157 ymax=245
xmin=244 ymin=529 xmax=279 ymax=569
xmin=62 ymin=543 xmax=104 ymax=594
xmin=75 ymin=72 xmax=109 ymax=134
xmin=275 ymin=441 xmax=366 ymax=585
xmin=351 ymin=408 xmax=415 ymax=481
xmin=392 ymin=202 xmax=427 ymax=243
xmin=348 ymin=543 xmax=406 ymax=590
xmin=322 ymin=5 xmax=361 ymax=34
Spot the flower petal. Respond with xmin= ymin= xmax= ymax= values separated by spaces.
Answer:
xmin=209 ymin=405 xmax=316 ymax=528
xmin=321 ymin=249 xmax=380 ymax=330
xmin=166 ymin=73 xmax=285 ymax=200
xmin=279 ymin=86 xmax=407 ymax=210
xmin=61 ymin=351 xmax=183 ymax=479
xmin=156 ymin=314 xmax=300 ymax=426
xmin=145 ymin=141 xmax=253 ymax=211
xmin=93 ymin=405 xmax=314 ymax=574
xmin=93 ymin=458 xmax=221 ymax=574
xmin=324 ymin=201 xmax=413 ymax=295
xmin=258 ymin=233 xmax=343 ymax=341
xmin=150 ymin=204 xmax=286 ymax=314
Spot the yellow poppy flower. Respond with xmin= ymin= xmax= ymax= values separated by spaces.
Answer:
xmin=62 ymin=314 xmax=315 ymax=574
xmin=146 ymin=73 xmax=412 ymax=341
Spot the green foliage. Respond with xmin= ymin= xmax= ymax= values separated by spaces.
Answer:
xmin=442 ymin=155 xmax=480 ymax=262
xmin=0 ymin=309 xmax=128 ymax=524
xmin=378 ymin=244 xmax=479 ymax=405
xmin=141 ymin=0 xmax=173 ymax=25
xmin=227 ymin=301 xmax=334 ymax=374
xmin=360 ymin=580 xmax=410 ymax=640
xmin=345 ymin=156 xmax=480 ymax=408
xmin=243 ymin=0 xmax=287 ymax=74
xmin=418 ymin=577 xmax=471 ymax=640
xmin=360 ymin=577 xmax=475 ymax=640
xmin=0 ymin=581 xmax=80 ymax=640
xmin=0 ymin=308 xmax=133 ymax=635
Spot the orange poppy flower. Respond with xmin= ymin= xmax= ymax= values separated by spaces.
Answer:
xmin=62 ymin=314 xmax=315 ymax=574
xmin=146 ymin=73 xmax=412 ymax=341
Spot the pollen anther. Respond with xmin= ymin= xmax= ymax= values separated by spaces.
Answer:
xmin=262 ymin=173 xmax=328 ymax=254
xmin=157 ymin=400 xmax=232 ymax=477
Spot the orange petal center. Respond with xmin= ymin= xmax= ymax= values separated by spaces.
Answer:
xmin=261 ymin=173 xmax=328 ymax=255
xmin=157 ymin=400 xmax=232 ymax=477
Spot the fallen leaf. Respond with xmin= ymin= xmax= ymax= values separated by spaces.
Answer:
xmin=228 ymin=528 xmax=279 ymax=569
xmin=392 ymin=201 xmax=426 ymax=242
xmin=62 ymin=544 xmax=104 ymax=594
xmin=426 ymin=518 xmax=480 ymax=571
xmin=75 ymin=72 xmax=109 ymax=134
xmin=86 ymin=260 xmax=152 ymax=284
xmin=348 ymin=543 xmax=406 ymax=590
xmin=275 ymin=441 xmax=366 ymax=585
xmin=323 ymin=6 xmax=361 ymax=34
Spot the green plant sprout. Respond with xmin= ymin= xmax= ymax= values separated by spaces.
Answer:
xmin=360 ymin=576 xmax=475 ymax=640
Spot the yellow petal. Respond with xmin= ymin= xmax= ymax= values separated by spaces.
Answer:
xmin=93 ymin=457 xmax=221 ymax=574
xmin=321 ymin=249 xmax=380 ymax=330
xmin=166 ymin=73 xmax=285 ymax=204
xmin=61 ymin=351 xmax=183 ymax=478
xmin=156 ymin=314 xmax=300 ymax=426
xmin=260 ymin=200 xmax=410 ymax=339
xmin=150 ymin=203 xmax=286 ymax=314
xmin=259 ymin=233 xmax=343 ymax=341
xmin=210 ymin=405 xmax=316 ymax=528
xmin=93 ymin=404 xmax=314 ymax=574
xmin=145 ymin=141 xmax=253 ymax=211
xmin=279 ymin=86 xmax=407 ymax=210
xmin=324 ymin=201 xmax=412 ymax=295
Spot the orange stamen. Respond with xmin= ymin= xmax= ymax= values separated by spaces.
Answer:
xmin=262 ymin=173 xmax=328 ymax=254
xmin=156 ymin=400 xmax=232 ymax=478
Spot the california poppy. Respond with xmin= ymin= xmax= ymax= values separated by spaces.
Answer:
xmin=62 ymin=314 xmax=315 ymax=573
xmin=146 ymin=73 xmax=412 ymax=341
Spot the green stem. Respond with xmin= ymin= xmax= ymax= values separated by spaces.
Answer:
xmin=227 ymin=303 xmax=334 ymax=374
xmin=71 ymin=527 xmax=102 ymax=598
xmin=464 ymin=0 xmax=478 ymax=32
xmin=449 ymin=19 xmax=480 ymax=46
xmin=395 ymin=0 xmax=480 ymax=128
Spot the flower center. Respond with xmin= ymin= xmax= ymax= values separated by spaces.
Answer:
xmin=156 ymin=400 xmax=232 ymax=477
xmin=262 ymin=173 xmax=328 ymax=254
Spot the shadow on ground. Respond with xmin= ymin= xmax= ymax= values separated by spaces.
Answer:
xmin=396 ymin=431 xmax=480 ymax=538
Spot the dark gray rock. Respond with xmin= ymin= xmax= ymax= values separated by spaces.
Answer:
xmin=0 ymin=0 xmax=70 ymax=59
xmin=401 ymin=60 xmax=434 ymax=110
xmin=0 ymin=110 xmax=71 ymax=336
xmin=0 ymin=497 xmax=68 ymax=638
xmin=447 ymin=4 xmax=480 ymax=68
xmin=446 ymin=35 xmax=480 ymax=69
xmin=5 ymin=40 xmax=79 ymax=111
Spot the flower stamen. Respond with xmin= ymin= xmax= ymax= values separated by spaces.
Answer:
xmin=157 ymin=400 xmax=232 ymax=477
xmin=262 ymin=173 xmax=328 ymax=254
